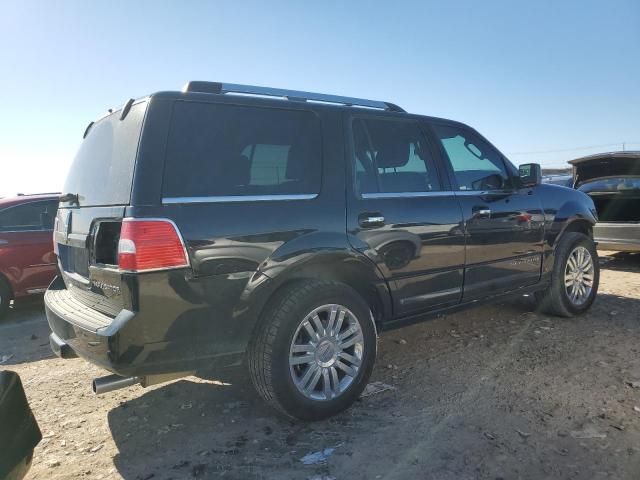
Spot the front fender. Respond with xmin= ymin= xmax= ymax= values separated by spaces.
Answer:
xmin=541 ymin=194 xmax=597 ymax=276
xmin=548 ymin=198 xmax=597 ymax=247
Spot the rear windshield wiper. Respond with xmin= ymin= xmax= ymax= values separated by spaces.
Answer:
xmin=59 ymin=193 xmax=79 ymax=205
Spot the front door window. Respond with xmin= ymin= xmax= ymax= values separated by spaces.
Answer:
xmin=432 ymin=125 xmax=511 ymax=191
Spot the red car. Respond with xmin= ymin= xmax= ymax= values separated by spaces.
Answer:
xmin=0 ymin=194 xmax=59 ymax=318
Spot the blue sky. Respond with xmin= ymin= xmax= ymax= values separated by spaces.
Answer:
xmin=1 ymin=0 xmax=638 ymax=196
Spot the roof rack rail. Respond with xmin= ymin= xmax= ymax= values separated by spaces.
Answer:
xmin=182 ymin=81 xmax=406 ymax=113
xmin=16 ymin=192 xmax=61 ymax=196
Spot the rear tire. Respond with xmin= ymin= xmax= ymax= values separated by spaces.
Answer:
xmin=0 ymin=276 xmax=11 ymax=320
xmin=537 ymin=232 xmax=599 ymax=317
xmin=248 ymin=280 xmax=377 ymax=421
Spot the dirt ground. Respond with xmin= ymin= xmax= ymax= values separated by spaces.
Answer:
xmin=1 ymin=251 xmax=640 ymax=480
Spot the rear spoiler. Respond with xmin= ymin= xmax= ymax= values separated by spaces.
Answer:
xmin=82 ymin=98 xmax=136 ymax=138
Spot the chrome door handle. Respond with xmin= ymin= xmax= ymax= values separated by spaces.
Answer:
xmin=472 ymin=207 xmax=491 ymax=218
xmin=359 ymin=215 xmax=385 ymax=227
xmin=0 ymin=240 xmax=7 ymax=245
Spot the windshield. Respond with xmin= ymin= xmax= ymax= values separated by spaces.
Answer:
xmin=63 ymin=101 xmax=147 ymax=206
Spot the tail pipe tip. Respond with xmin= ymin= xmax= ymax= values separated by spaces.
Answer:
xmin=92 ymin=374 xmax=140 ymax=395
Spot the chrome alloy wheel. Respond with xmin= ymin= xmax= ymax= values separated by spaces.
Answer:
xmin=289 ymin=304 xmax=364 ymax=401
xmin=564 ymin=246 xmax=595 ymax=305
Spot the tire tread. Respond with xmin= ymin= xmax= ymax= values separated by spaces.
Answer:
xmin=537 ymin=232 xmax=599 ymax=317
xmin=248 ymin=280 xmax=344 ymax=418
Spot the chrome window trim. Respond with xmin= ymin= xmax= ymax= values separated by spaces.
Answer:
xmin=0 ymin=228 xmax=53 ymax=234
xmin=453 ymin=189 xmax=515 ymax=196
xmin=361 ymin=191 xmax=456 ymax=199
xmin=400 ymin=286 xmax=462 ymax=305
xmin=162 ymin=194 xmax=318 ymax=205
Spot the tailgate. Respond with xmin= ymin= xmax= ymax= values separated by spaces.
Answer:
xmin=54 ymin=206 xmax=128 ymax=319
xmin=51 ymin=99 xmax=147 ymax=322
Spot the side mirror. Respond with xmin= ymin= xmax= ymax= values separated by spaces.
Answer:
xmin=0 ymin=371 xmax=42 ymax=480
xmin=518 ymin=163 xmax=542 ymax=188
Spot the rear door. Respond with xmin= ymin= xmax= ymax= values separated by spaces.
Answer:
xmin=346 ymin=113 xmax=465 ymax=317
xmin=0 ymin=199 xmax=58 ymax=294
xmin=429 ymin=121 xmax=544 ymax=300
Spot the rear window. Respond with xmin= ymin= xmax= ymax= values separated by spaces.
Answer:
xmin=162 ymin=102 xmax=322 ymax=198
xmin=63 ymin=102 xmax=147 ymax=207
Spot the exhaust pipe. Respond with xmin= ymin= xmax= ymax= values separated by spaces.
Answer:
xmin=92 ymin=374 xmax=140 ymax=395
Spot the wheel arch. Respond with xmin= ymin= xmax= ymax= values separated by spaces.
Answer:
xmin=549 ymin=199 xmax=596 ymax=246
xmin=560 ymin=219 xmax=593 ymax=238
xmin=244 ymin=251 xmax=393 ymax=342
xmin=542 ymin=202 xmax=597 ymax=276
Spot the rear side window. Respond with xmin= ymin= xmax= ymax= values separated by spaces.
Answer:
xmin=352 ymin=117 xmax=442 ymax=194
xmin=64 ymin=102 xmax=147 ymax=206
xmin=163 ymin=102 xmax=322 ymax=198
xmin=432 ymin=124 xmax=510 ymax=191
xmin=0 ymin=200 xmax=58 ymax=232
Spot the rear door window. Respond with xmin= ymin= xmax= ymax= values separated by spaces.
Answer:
xmin=163 ymin=102 xmax=322 ymax=198
xmin=352 ymin=117 xmax=442 ymax=194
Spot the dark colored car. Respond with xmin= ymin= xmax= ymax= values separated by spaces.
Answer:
xmin=46 ymin=82 xmax=599 ymax=420
xmin=0 ymin=194 xmax=59 ymax=318
xmin=570 ymin=151 xmax=640 ymax=252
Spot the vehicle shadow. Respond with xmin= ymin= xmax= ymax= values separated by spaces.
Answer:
xmin=0 ymin=300 xmax=54 ymax=366
xmin=600 ymin=251 xmax=640 ymax=273
xmin=107 ymin=368 xmax=334 ymax=480
xmin=106 ymin=290 xmax=640 ymax=480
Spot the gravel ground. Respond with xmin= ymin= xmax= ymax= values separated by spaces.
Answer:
xmin=1 ymin=251 xmax=639 ymax=480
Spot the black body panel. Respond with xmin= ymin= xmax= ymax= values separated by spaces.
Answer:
xmin=454 ymin=190 xmax=544 ymax=300
xmin=348 ymin=193 xmax=465 ymax=315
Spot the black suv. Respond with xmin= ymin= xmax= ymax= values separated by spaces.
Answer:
xmin=46 ymin=82 xmax=599 ymax=420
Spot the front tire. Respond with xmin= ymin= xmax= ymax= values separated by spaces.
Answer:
xmin=537 ymin=232 xmax=599 ymax=317
xmin=248 ymin=280 xmax=377 ymax=420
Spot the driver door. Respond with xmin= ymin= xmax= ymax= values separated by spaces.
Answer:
xmin=429 ymin=121 xmax=544 ymax=301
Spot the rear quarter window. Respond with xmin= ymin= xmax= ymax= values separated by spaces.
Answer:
xmin=162 ymin=102 xmax=322 ymax=199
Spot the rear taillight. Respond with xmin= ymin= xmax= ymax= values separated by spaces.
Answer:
xmin=117 ymin=219 xmax=189 ymax=272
